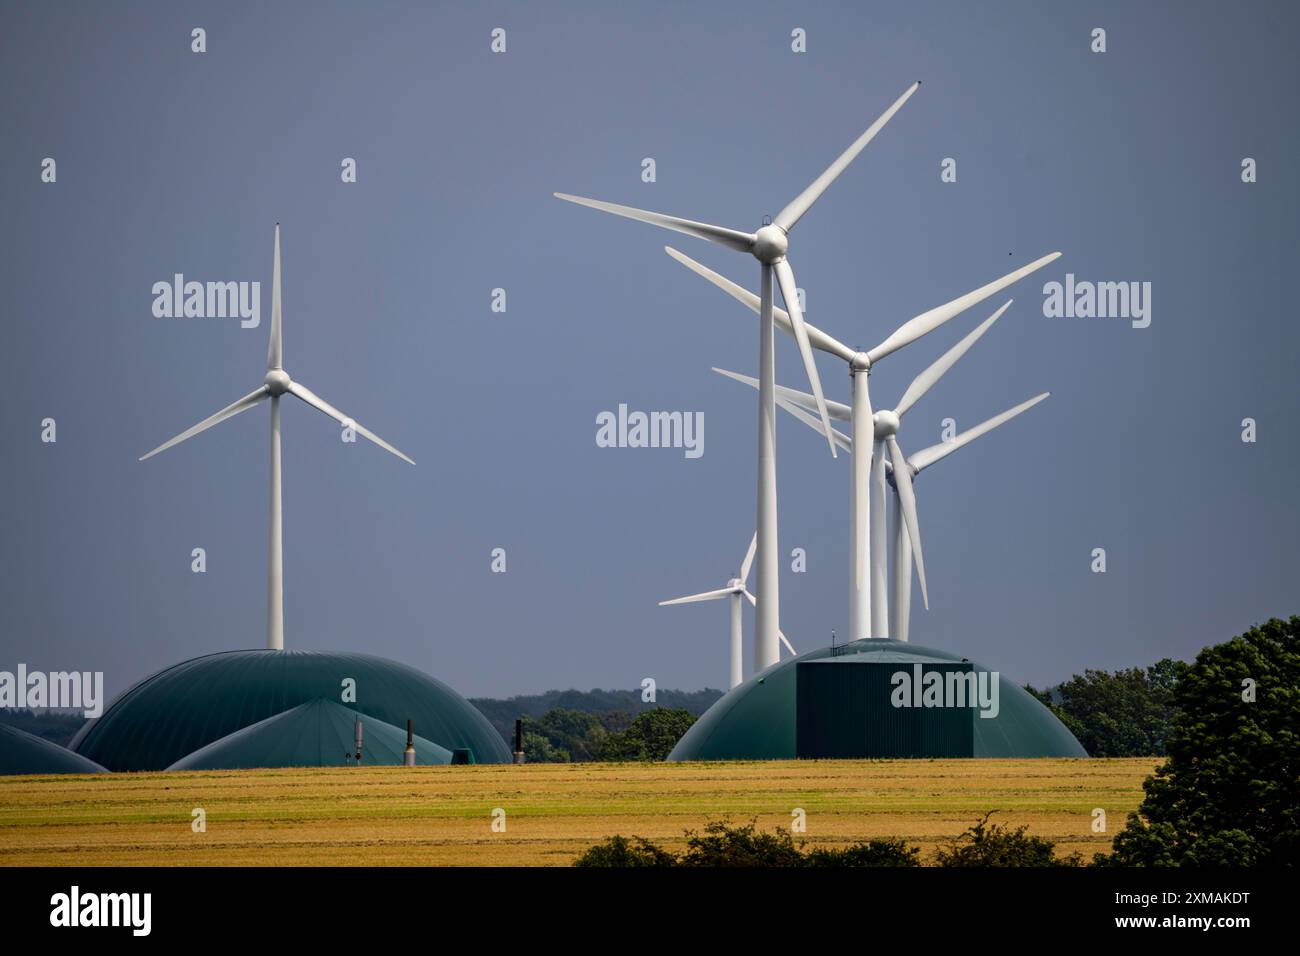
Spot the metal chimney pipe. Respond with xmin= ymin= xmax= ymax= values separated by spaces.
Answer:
xmin=354 ymin=717 xmax=363 ymax=764
xmin=404 ymin=718 xmax=416 ymax=766
xmin=512 ymin=717 xmax=525 ymax=765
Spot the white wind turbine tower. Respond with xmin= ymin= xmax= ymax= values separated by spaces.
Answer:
xmin=670 ymin=247 xmax=1059 ymax=641
xmin=556 ymin=82 xmax=922 ymax=672
xmin=658 ymin=533 xmax=795 ymax=689
xmin=139 ymin=224 xmax=415 ymax=650
xmin=715 ymin=306 xmax=1049 ymax=642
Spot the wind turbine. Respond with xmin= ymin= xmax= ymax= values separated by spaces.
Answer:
xmin=715 ymin=321 xmax=1049 ymax=644
xmin=139 ymin=224 xmax=415 ymax=650
xmin=886 ymin=392 xmax=1050 ymax=641
xmin=556 ymin=82 xmax=921 ymax=672
xmin=672 ymin=246 xmax=1060 ymax=641
xmin=659 ymin=533 xmax=795 ymax=689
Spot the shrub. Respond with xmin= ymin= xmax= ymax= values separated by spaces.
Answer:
xmin=573 ymin=822 xmax=925 ymax=867
xmin=935 ymin=812 xmax=1082 ymax=867
xmin=573 ymin=835 xmax=677 ymax=867
xmin=678 ymin=820 xmax=805 ymax=867
xmin=806 ymin=837 xmax=921 ymax=867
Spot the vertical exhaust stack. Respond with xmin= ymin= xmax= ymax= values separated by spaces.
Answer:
xmin=354 ymin=718 xmax=363 ymax=765
xmin=512 ymin=718 xmax=525 ymax=765
xmin=404 ymin=719 xmax=416 ymax=767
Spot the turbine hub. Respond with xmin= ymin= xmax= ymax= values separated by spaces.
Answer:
xmin=727 ymin=578 xmax=743 ymax=590
xmin=751 ymin=224 xmax=788 ymax=263
xmin=851 ymin=351 xmax=872 ymax=373
xmin=873 ymin=409 xmax=900 ymax=436
xmin=264 ymin=369 xmax=292 ymax=395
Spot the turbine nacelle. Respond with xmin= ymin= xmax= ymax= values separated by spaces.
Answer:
xmin=750 ymin=225 xmax=788 ymax=263
xmin=873 ymin=409 xmax=901 ymax=437
xmin=263 ymin=369 xmax=292 ymax=396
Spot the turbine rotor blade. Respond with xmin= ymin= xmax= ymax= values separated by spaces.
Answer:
xmin=286 ymin=381 xmax=415 ymax=465
xmin=743 ymin=589 xmax=796 ymax=655
xmin=908 ymin=392 xmax=1050 ymax=474
xmin=139 ymin=386 xmax=270 ymax=461
xmin=268 ymin=223 xmax=283 ymax=370
xmin=774 ymin=81 xmax=921 ymax=232
xmin=780 ymin=398 xmax=854 ymax=454
xmin=659 ymin=587 xmax=734 ymax=606
xmin=739 ymin=532 xmax=757 ymax=585
xmin=887 ymin=434 xmax=928 ymax=610
xmin=867 ymin=252 xmax=1061 ymax=366
xmin=894 ymin=300 xmax=1010 ymax=417
xmin=554 ymin=194 xmax=755 ymax=253
xmin=666 ymin=248 xmax=856 ymax=362
xmin=774 ymin=258 xmax=836 ymax=458
xmin=712 ymin=367 xmax=851 ymax=421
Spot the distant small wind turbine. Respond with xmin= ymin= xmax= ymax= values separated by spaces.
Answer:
xmin=140 ymin=224 xmax=414 ymax=650
xmin=659 ymin=534 xmax=795 ymax=689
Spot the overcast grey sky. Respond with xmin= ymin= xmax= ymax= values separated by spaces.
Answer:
xmin=1 ymin=1 xmax=1296 ymax=701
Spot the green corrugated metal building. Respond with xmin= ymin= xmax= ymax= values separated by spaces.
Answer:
xmin=0 ymin=723 xmax=107 ymax=775
xmin=70 ymin=649 xmax=510 ymax=770
xmin=669 ymin=639 xmax=1086 ymax=761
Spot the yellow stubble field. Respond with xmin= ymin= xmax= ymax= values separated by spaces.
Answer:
xmin=0 ymin=758 xmax=1158 ymax=866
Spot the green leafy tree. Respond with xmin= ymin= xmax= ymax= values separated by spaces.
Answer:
xmin=935 ymin=812 xmax=1082 ymax=867
xmin=597 ymin=707 xmax=696 ymax=762
xmin=470 ymin=688 xmax=723 ymax=745
xmin=521 ymin=730 xmax=569 ymax=763
xmin=520 ymin=708 xmax=609 ymax=762
xmin=534 ymin=708 xmax=608 ymax=762
xmin=1027 ymin=658 xmax=1188 ymax=757
xmin=1100 ymin=617 xmax=1300 ymax=866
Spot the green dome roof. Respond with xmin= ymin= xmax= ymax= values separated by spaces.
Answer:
xmin=168 ymin=699 xmax=453 ymax=770
xmin=70 ymin=650 xmax=510 ymax=770
xmin=668 ymin=639 xmax=1086 ymax=761
xmin=0 ymin=723 xmax=107 ymax=775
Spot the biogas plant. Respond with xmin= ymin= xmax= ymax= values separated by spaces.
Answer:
xmin=557 ymin=81 xmax=1084 ymax=761
xmin=5 ymin=226 xmax=509 ymax=774
xmin=5 ymin=83 xmax=1082 ymax=775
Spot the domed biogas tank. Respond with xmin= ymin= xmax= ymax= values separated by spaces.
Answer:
xmin=70 ymin=649 xmax=510 ymax=770
xmin=0 ymin=723 xmax=107 ymax=776
xmin=668 ymin=639 xmax=1086 ymax=761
